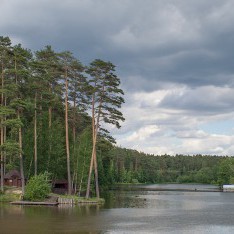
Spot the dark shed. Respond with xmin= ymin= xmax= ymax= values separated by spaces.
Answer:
xmin=52 ymin=180 xmax=68 ymax=194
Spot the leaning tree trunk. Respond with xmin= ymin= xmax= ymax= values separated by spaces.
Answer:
xmin=86 ymin=89 xmax=104 ymax=198
xmin=86 ymin=127 xmax=99 ymax=198
xmin=86 ymin=94 xmax=96 ymax=198
xmin=93 ymin=148 xmax=100 ymax=198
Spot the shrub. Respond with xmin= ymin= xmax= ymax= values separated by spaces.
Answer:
xmin=131 ymin=179 xmax=139 ymax=184
xmin=24 ymin=173 xmax=51 ymax=201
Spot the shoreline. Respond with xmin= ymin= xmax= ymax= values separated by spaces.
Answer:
xmin=1 ymin=189 xmax=105 ymax=205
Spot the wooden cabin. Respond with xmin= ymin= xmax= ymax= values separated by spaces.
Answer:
xmin=4 ymin=169 xmax=22 ymax=187
xmin=52 ymin=179 xmax=68 ymax=194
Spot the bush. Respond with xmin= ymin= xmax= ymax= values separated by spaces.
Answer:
xmin=24 ymin=173 xmax=51 ymax=201
xmin=131 ymin=179 xmax=139 ymax=184
xmin=176 ymin=174 xmax=193 ymax=183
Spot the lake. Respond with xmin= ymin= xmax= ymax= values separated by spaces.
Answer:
xmin=0 ymin=184 xmax=234 ymax=233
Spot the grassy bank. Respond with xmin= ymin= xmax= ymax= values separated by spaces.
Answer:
xmin=0 ymin=193 xmax=21 ymax=202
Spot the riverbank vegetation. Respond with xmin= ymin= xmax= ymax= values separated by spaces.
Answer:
xmin=0 ymin=36 xmax=234 ymax=200
xmin=24 ymin=173 xmax=51 ymax=201
xmin=107 ymin=147 xmax=234 ymax=186
xmin=0 ymin=186 xmax=21 ymax=201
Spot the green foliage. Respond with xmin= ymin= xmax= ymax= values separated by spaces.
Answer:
xmin=71 ymin=127 xmax=92 ymax=194
xmin=2 ymin=118 xmax=23 ymax=128
xmin=105 ymin=147 xmax=230 ymax=185
xmin=131 ymin=179 xmax=139 ymax=184
xmin=177 ymin=174 xmax=194 ymax=183
xmin=0 ymin=106 xmax=15 ymax=116
xmin=0 ymin=140 xmax=20 ymax=157
xmin=24 ymin=173 xmax=51 ymax=201
xmin=194 ymin=167 xmax=215 ymax=184
xmin=217 ymin=158 xmax=234 ymax=185
xmin=0 ymin=193 xmax=21 ymax=202
xmin=229 ymin=177 xmax=234 ymax=184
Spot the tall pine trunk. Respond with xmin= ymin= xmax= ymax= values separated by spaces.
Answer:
xmin=34 ymin=92 xmax=38 ymax=176
xmin=18 ymin=111 xmax=25 ymax=194
xmin=48 ymin=84 xmax=52 ymax=169
xmin=0 ymin=125 xmax=4 ymax=192
xmin=0 ymin=61 xmax=4 ymax=192
xmin=15 ymin=58 xmax=25 ymax=194
xmin=71 ymin=98 xmax=77 ymax=192
xmin=65 ymin=68 xmax=72 ymax=195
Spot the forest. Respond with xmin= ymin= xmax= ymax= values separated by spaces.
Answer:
xmin=0 ymin=36 xmax=234 ymax=199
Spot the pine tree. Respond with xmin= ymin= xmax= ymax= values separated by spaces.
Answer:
xmin=0 ymin=36 xmax=12 ymax=192
xmin=34 ymin=46 xmax=62 ymax=171
xmin=58 ymin=51 xmax=78 ymax=195
xmin=10 ymin=44 xmax=32 ymax=194
xmin=86 ymin=59 xmax=125 ymax=198
xmin=67 ymin=59 xmax=90 ymax=193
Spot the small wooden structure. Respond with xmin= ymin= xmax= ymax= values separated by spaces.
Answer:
xmin=52 ymin=179 xmax=68 ymax=194
xmin=4 ymin=170 xmax=22 ymax=187
xmin=223 ymin=185 xmax=234 ymax=192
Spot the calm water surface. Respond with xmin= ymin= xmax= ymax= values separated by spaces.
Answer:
xmin=0 ymin=184 xmax=234 ymax=234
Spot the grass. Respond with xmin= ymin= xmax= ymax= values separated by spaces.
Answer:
xmin=0 ymin=187 xmax=22 ymax=202
xmin=0 ymin=193 xmax=21 ymax=202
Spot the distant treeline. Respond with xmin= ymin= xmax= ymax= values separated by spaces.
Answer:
xmin=100 ymin=147 xmax=234 ymax=187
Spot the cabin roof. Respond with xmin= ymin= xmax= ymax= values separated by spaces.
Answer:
xmin=4 ymin=169 xmax=21 ymax=179
xmin=53 ymin=179 xmax=68 ymax=184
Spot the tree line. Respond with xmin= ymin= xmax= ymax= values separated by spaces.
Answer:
xmin=106 ymin=147 xmax=234 ymax=186
xmin=0 ymin=36 xmax=124 ymax=198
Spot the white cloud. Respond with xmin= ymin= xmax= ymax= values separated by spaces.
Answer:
xmin=114 ymin=85 xmax=234 ymax=155
xmin=126 ymin=125 xmax=160 ymax=142
xmin=178 ymin=134 xmax=234 ymax=155
xmin=176 ymin=130 xmax=208 ymax=139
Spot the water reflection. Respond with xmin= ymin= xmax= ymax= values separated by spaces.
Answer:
xmin=0 ymin=204 xmax=103 ymax=234
xmin=1 ymin=184 xmax=234 ymax=234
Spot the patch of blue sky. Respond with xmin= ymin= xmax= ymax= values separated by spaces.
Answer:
xmin=200 ymin=120 xmax=234 ymax=135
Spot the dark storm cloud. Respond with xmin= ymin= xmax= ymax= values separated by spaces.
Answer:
xmin=159 ymin=86 xmax=234 ymax=115
xmin=2 ymin=0 xmax=234 ymax=155
xmin=1 ymin=0 xmax=136 ymax=63
xmin=1 ymin=0 xmax=234 ymax=91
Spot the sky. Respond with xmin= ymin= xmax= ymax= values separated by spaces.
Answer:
xmin=1 ymin=0 xmax=234 ymax=156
